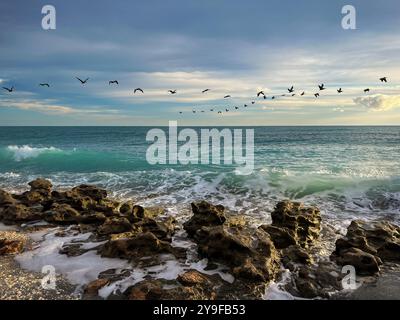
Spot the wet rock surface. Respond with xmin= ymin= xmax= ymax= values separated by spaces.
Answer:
xmin=1 ymin=180 xmax=400 ymax=300
xmin=259 ymin=200 xmax=321 ymax=250
xmin=332 ymin=220 xmax=400 ymax=275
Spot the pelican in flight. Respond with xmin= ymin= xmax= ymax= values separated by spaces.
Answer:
xmin=76 ymin=77 xmax=89 ymax=84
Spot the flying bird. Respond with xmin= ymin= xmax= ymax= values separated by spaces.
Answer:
xmin=288 ymin=86 xmax=294 ymax=93
xmin=364 ymin=88 xmax=370 ymax=93
xmin=251 ymin=101 xmax=255 ymax=104
xmin=314 ymin=93 xmax=320 ymax=98
xmin=134 ymin=88 xmax=144 ymax=94
xmin=218 ymin=111 xmax=222 ymax=114
xmin=337 ymin=88 xmax=343 ymax=93
xmin=225 ymin=109 xmax=229 ymax=112
xmin=76 ymin=77 xmax=89 ymax=84
xmin=179 ymin=112 xmax=183 ymax=114
xmin=168 ymin=90 xmax=177 ymax=94
xmin=300 ymin=92 xmax=305 ymax=96
xmin=380 ymin=77 xmax=388 ymax=83
xmin=2 ymin=86 xmax=14 ymax=92
xmin=235 ymin=106 xmax=239 ymax=110
xmin=318 ymin=84 xmax=325 ymax=91
xmin=210 ymin=109 xmax=214 ymax=112
xmin=39 ymin=83 xmax=50 ymax=87
xmin=244 ymin=104 xmax=248 ymax=107
xmin=109 ymin=80 xmax=119 ymax=85
xmin=202 ymin=89 xmax=211 ymax=93
xmin=291 ymin=94 xmax=295 ymax=97
xmin=224 ymin=95 xmax=231 ymax=98
xmin=272 ymin=96 xmax=275 ymax=99
xmin=257 ymin=91 xmax=265 ymax=97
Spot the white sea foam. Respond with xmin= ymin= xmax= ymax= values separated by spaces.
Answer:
xmin=15 ymin=229 xmax=130 ymax=285
xmin=7 ymin=145 xmax=61 ymax=161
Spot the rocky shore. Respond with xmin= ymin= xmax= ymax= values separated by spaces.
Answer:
xmin=1 ymin=178 xmax=400 ymax=300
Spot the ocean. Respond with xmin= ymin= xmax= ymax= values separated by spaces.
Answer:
xmin=1 ymin=126 xmax=400 ymax=231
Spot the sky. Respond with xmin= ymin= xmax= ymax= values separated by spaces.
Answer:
xmin=0 ymin=0 xmax=399 ymax=126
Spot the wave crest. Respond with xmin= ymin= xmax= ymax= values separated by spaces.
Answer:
xmin=6 ymin=145 xmax=62 ymax=161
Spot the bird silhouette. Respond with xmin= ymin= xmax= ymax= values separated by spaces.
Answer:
xmin=168 ymin=90 xmax=177 ymax=94
xmin=218 ymin=111 xmax=222 ymax=114
xmin=380 ymin=77 xmax=388 ymax=83
xmin=235 ymin=106 xmax=239 ymax=110
xmin=39 ymin=83 xmax=50 ymax=87
xmin=318 ymin=84 xmax=325 ymax=91
xmin=244 ymin=104 xmax=248 ymax=107
xmin=210 ymin=109 xmax=214 ymax=112
xmin=314 ymin=93 xmax=320 ymax=98
xmin=291 ymin=94 xmax=295 ymax=97
xmin=300 ymin=92 xmax=305 ymax=96
xmin=202 ymin=89 xmax=211 ymax=93
xmin=257 ymin=91 xmax=265 ymax=97
xmin=251 ymin=101 xmax=255 ymax=104
xmin=134 ymin=88 xmax=144 ymax=94
xmin=364 ymin=88 xmax=370 ymax=93
xmin=224 ymin=95 xmax=231 ymax=98
xmin=109 ymin=80 xmax=119 ymax=85
xmin=272 ymin=96 xmax=275 ymax=99
xmin=179 ymin=111 xmax=183 ymax=114
xmin=192 ymin=110 xmax=196 ymax=113
xmin=201 ymin=110 xmax=205 ymax=113
xmin=225 ymin=109 xmax=229 ymax=112
xmin=337 ymin=88 xmax=343 ymax=93
xmin=288 ymin=86 xmax=294 ymax=93
xmin=2 ymin=86 xmax=14 ymax=92
xmin=76 ymin=77 xmax=89 ymax=84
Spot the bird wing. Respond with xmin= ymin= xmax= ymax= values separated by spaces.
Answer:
xmin=76 ymin=77 xmax=83 ymax=83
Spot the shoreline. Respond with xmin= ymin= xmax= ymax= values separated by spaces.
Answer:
xmin=1 ymin=179 xmax=400 ymax=300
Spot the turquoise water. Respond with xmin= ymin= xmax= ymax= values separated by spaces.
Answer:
xmin=1 ymin=126 xmax=400 ymax=226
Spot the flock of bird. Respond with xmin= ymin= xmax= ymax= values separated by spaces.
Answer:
xmin=1 ymin=76 xmax=390 ymax=115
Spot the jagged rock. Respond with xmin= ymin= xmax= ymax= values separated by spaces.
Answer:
xmin=259 ymin=200 xmax=321 ymax=249
xmin=332 ymin=220 xmax=400 ymax=274
xmin=0 ymin=204 xmax=43 ymax=223
xmin=29 ymin=178 xmax=53 ymax=193
xmin=0 ymin=238 xmax=25 ymax=255
xmin=132 ymin=217 xmax=176 ymax=242
xmin=100 ymin=232 xmax=179 ymax=259
xmin=281 ymin=245 xmax=313 ymax=269
xmin=98 ymin=217 xmax=132 ymax=235
xmin=119 ymin=201 xmax=135 ymax=215
xmin=125 ymin=272 xmax=223 ymax=300
xmin=123 ymin=205 xmax=163 ymax=223
xmin=84 ymin=278 xmax=110 ymax=296
xmin=192 ymin=225 xmax=280 ymax=283
xmin=177 ymin=270 xmax=213 ymax=287
xmin=183 ymin=201 xmax=226 ymax=237
xmin=78 ymin=212 xmax=107 ymax=224
xmin=334 ymin=248 xmax=382 ymax=275
xmin=70 ymin=185 xmax=107 ymax=201
xmin=0 ymin=190 xmax=16 ymax=206
xmin=45 ymin=203 xmax=81 ymax=224
xmin=289 ymin=262 xmax=342 ymax=298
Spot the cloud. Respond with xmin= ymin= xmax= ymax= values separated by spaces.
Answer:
xmin=353 ymin=95 xmax=400 ymax=111
xmin=0 ymin=98 xmax=119 ymax=115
